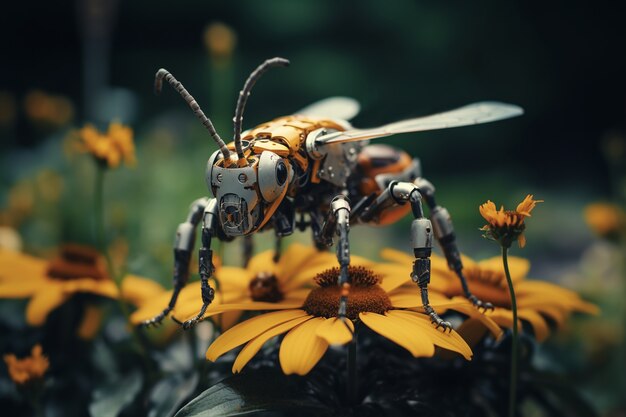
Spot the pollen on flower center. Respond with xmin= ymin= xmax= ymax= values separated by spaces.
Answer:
xmin=45 ymin=244 xmax=108 ymax=281
xmin=303 ymin=266 xmax=391 ymax=320
xmin=249 ymin=272 xmax=284 ymax=302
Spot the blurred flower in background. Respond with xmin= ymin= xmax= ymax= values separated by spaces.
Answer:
xmin=23 ymin=90 xmax=74 ymax=128
xmin=584 ymin=202 xmax=625 ymax=239
xmin=73 ymin=121 xmax=136 ymax=169
xmin=3 ymin=344 xmax=49 ymax=386
xmin=203 ymin=22 xmax=237 ymax=67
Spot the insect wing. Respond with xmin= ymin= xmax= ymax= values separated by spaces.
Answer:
xmin=316 ymin=101 xmax=523 ymax=145
xmin=296 ymin=97 xmax=360 ymax=121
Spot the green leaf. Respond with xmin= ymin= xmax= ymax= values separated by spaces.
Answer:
xmin=89 ymin=369 xmax=143 ymax=417
xmin=174 ymin=370 xmax=332 ymax=417
xmin=149 ymin=371 xmax=199 ymax=417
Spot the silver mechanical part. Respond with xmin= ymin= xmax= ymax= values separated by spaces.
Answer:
xmin=413 ymin=177 xmax=434 ymax=196
xmin=174 ymin=197 xmax=210 ymax=251
xmin=331 ymin=195 xmax=351 ymax=231
xmin=374 ymin=159 xmax=422 ymax=191
xmin=391 ymin=182 xmax=418 ymax=202
xmin=205 ymin=150 xmax=222 ymax=193
xmin=258 ymin=151 xmax=291 ymax=202
xmin=410 ymin=218 xmax=433 ymax=251
xmin=306 ymin=128 xmax=363 ymax=187
xmin=211 ymin=164 xmax=260 ymax=236
xmin=430 ymin=206 xmax=454 ymax=239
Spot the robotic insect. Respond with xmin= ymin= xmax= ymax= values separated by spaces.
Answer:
xmin=141 ymin=57 xmax=523 ymax=331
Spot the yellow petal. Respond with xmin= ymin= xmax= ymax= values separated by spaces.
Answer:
xmin=454 ymin=318 xmax=489 ymax=348
xmin=447 ymin=303 xmax=503 ymax=339
xmin=77 ymin=304 xmax=103 ymax=340
xmin=233 ymin=315 xmax=312 ymax=373
xmin=62 ymin=279 xmax=119 ymax=298
xmin=121 ymin=275 xmax=165 ymax=306
xmin=379 ymin=248 xmax=414 ymax=265
xmin=26 ymin=285 xmax=69 ymax=326
xmin=386 ymin=310 xmax=473 ymax=360
xmin=372 ymin=264 xmax=411 ymax=292
xmin=206 ymin=309 xmax=309 ymax=361
xmin=316 ymin=318 xmax=354 ymax=345
xmin=247 ymin=250 xmax=277 ymax=277
xmin=279 ymin=317 xmax=328 ymax=375
xmin=359 ymin=311 xmax=436 ymax=358
xmin=0 ymin=279 xmax=47 ymax=298
xmin=517 ymin=309 xmax=550 ymax=342
xmin=277 ymin=244 xmax=324 ymax=281
xmin=178 ymin=299 xmax=304 ymax=323
xmin=477 ymin=256 xmax=530 ymax=282
xmin=0 ymin=249 xmax=49 ymax=282
xmin=215 ymin=266 xmax=253 ymax=291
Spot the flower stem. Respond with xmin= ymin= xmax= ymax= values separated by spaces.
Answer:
xmin=347 ymin=333 xmax=357 ymax=406
xmin=502 ymin=246 xmax=518 ymax=417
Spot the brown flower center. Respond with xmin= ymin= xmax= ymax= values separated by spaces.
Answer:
xmin=303 ymin=266 xmax=392 ymax=320
xmin=249 ymin=272 xmax=284 ymax=302
xmin=46 ymin=244 xmax=108 ymax=281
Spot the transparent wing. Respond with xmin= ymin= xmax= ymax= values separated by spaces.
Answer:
xmin=315 ymin=101 xmax=523 ymax=145
xmin=296 ymin=97 xmax=360 ymax=121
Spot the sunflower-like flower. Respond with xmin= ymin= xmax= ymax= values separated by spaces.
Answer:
xmin=381 ymin=249 xmax=599 ymax=342
xmin=3 ymin=344 xmax=49 ymax=385
xmin=131 ymin=243 xmax=344 ymax=329
xmin=584 ymin=202 xmax=625 ymax=238
xmin=204 ymin=265 xmax=497 ymax=376
xmin=76 ymin=121 xmax=136 ymax=169
xmin=479 ymin=194 xmax=542 ymax=248
xmin=0 ymin=245 xmax=161 ymax=326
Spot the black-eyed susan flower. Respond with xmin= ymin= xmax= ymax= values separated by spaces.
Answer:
xmin=3 ymin=344 xmax=49 ymax=386
xmin=76 ymin=121 xmax=136 ymax=169
xmin=584 ymin=202 xmax=625 ymax=238
xmin=380 ymin=249 xmax=598 ymax=343
xmin=143 ymin=243 xmax=350 ymax=330
xmin=0 ymin=245 xmax=162 ymax=326
xmin=479 ymin=194 xmax=542 ymax=248
xmin=204 ymin=265 xmax=480 ymax=376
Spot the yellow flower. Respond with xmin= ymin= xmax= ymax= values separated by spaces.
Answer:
xmin=584 ymin=202 xmax=625 ymax=237
xmin=76 ymin=121 xmax=136 ymax=169
xmin=381 ymin=248 xmax=599 ymax=342
xmin=3 ymin=344 xmax=49 ymax=385
xmin=134 ymin=243 xmax=343 ymax=330
xmin=479 ymin=194 xmax=542 ymax=248
xmin=205 ymin=265 xmax=487 ymax=376
xmin=0 ymin=245 xmax=159 ymax=326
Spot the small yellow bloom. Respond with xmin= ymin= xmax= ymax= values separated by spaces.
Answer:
xmin=0 ymin=245 xmax=159 ymax=326
xmin=76 ymin=121 xmax=136 ymax=169
xmin=479 ymin=194 xmax=542 ymax=248
xmin=205 ymin=265 xmax=483 ymax=375
xmin=584 ymin=202 xmax=625 ymax=238
xmin=3 ymin=344 xmax=49 ymax=385
xmin=381 ymin=248 xmax=599 ymax=343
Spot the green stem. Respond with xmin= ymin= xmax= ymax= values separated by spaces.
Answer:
xmin=502 ymin=246 xmax=518 ymax=417
xmin=94 ymin=164 xmax=153 ymax=372
xmin=347 ymin=332 xmax=357 ymax=406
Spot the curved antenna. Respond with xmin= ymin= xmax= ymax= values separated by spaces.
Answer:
xmin=155 ymin=68 xmax=232 ymax=162
xmin=233 ymin=57 xmax=290 ymax=163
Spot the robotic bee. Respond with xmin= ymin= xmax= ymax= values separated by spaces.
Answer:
xmin=141 ymin=57 xmax=523 ymax=331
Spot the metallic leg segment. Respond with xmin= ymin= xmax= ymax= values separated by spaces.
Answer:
xmin=181 ymin=200 xmax=219 ymax=330
xmin=358 ymin=181 xmax=451 ymax=331
xmin=316 ymin=195 xmax=352 ymax=322
xmin=415 ymin=178 xmax=493 ymax=311
xmin=141 ymin=198 xmax=210 ymax=327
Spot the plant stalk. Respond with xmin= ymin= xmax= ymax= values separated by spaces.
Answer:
xmin=502 ymin=246 xmax=518 ymax=417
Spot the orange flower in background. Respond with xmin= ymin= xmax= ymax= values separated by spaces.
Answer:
xmin=584 ymin=202 xmax=625 ymax=238
xmin=381 ymin=249 xmax=599 ymax=342
xmin=76 ymin=121 xmax=136 ymax=169
xmin=205 ymin=264 xmax=498 ymax=376
xmin=23 ymin=90 xmax=74 ymax=127
xmin=0 ymin=245 xmax=163 ymax=326
xmin=479 ymin=194 xmax=543 ymax=248
xmin=3 ymin=344 xmax=49 ymax=385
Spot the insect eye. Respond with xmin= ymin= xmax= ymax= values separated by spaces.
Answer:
xmin=276 ymin=161 xmax=287 ymax=185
